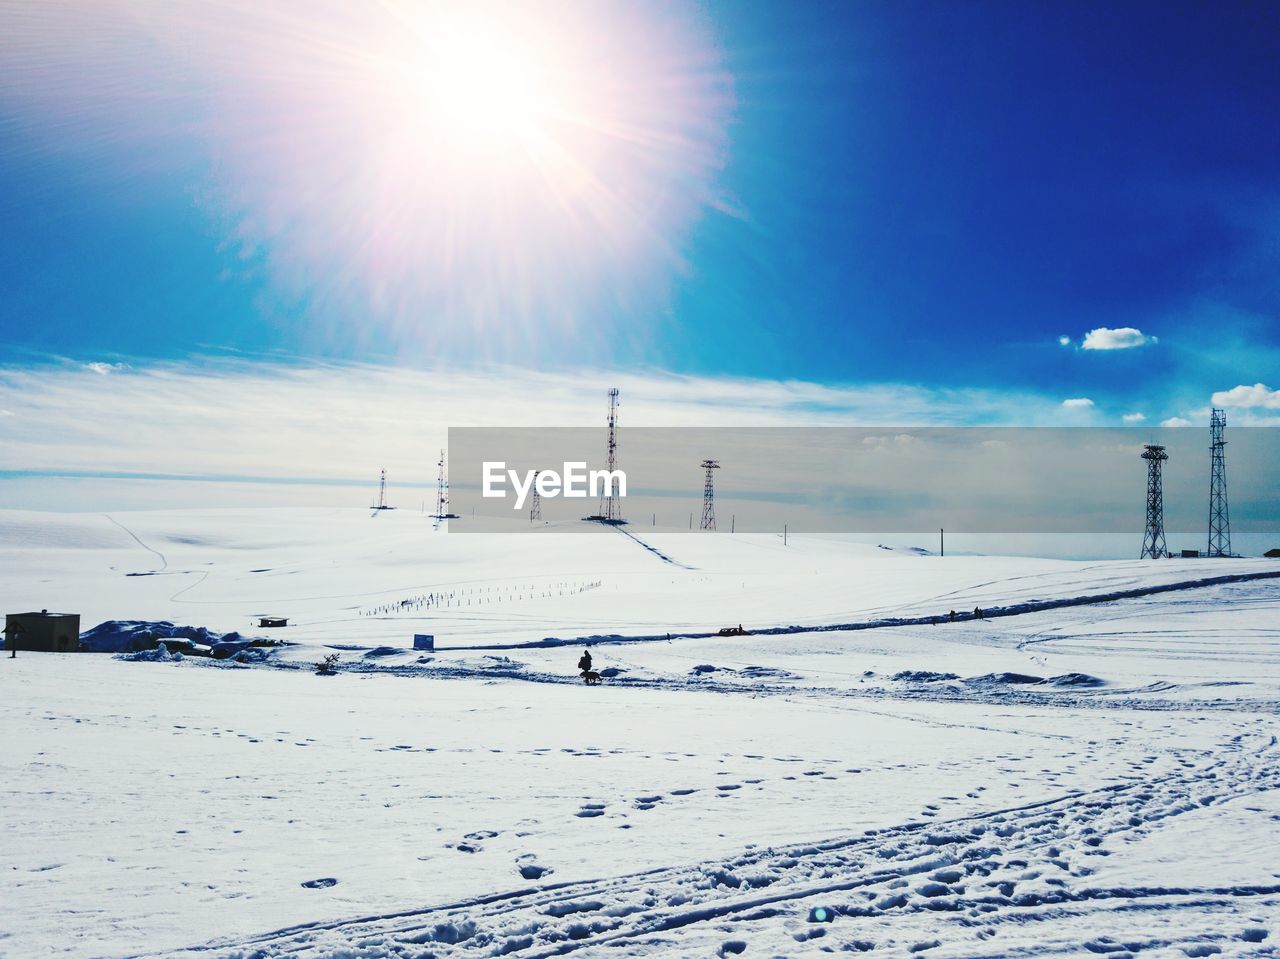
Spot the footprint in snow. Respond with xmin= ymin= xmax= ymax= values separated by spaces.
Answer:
xmin=301 ymin=877 xmax=338 ymax=889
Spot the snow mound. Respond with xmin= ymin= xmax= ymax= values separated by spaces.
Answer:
xmin=363 ymin=646 xmax=403 ymax=658
xmin=121 ymin=644 xmax=179 ymax=663
xmin=739 ymin=665 xmax=797 ymax=680
xmin=81 ymin=620 xmax=225 ymax=654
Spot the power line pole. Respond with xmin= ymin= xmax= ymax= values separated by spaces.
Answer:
xmin=699 ymin=459 xmax=720 ymax=530
xmin=377 ymin=468 xmax=387 ymax=509
xmin=1207 ymin=408 xmax=1231 ymax=557
xmin=1140 ymin=444 xmax=1168 ymax=559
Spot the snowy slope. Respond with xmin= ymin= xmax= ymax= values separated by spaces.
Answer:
xmin=1 ymin=508 xmax=1277 ymax=959
xmin=3 ymin=507 xmax=1276 ymax=649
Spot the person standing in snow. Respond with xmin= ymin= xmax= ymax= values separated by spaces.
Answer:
xmin=577 ymin=649 xmax=592 ymax=676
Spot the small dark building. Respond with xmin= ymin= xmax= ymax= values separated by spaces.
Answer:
xmin=1181 ymin=549 xmax=1200 ymax=558
xmin=258 ymin=616 xmax=288 ymax=628
xmin=1266 ymin=548 xmax=1280 ymax=559
xmin=4 ymin=611 xmax=82 ymax=653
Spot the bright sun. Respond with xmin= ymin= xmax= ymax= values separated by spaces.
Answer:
xmin=409 ymin=18 xmax=559 ymax=154
xmin=44 ymin=0 xmax=733 ymax=338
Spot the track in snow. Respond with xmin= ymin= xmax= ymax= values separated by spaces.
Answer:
xmin=134 ymin=734 xmax=1279 ymax=959
xmin=460 ymin=570 xmax=1280 ymax=651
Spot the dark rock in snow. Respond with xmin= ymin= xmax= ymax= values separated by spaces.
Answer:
xmin=964 ymin=671 xmax=1044 ymax=685
xmin=893 ymin=670 xmax=960 ymax=683
xmin=1045 ymin=672 xmax=1105 ymax=687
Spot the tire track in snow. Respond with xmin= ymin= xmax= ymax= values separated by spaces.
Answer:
xmin=103 ymin=514 xmax=168 ymax=572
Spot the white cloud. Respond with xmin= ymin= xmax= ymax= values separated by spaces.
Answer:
xmin=1210 ymin=382 xmax=1280 ymax=409
xmin=1057 ymin=335 xmax=1071 ymax=347
xmin=84 ymin=361 xmax=125 ymax=375
xmin=1161 ymin=417 xmax=1192 ymax=427
xmin=1081 ymin=327 xmax=1155 ymax=351
xmin=1062 ymin=398 xmax=1094 ymax=409
xmin=0 ymin=359 xmax=1093 ymax=494
xmin=1122 ymin=412 xmax=1145 ymax=423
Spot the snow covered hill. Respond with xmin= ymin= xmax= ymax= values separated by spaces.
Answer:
xmin=1 ymin=508 xmax=1277 ymax=958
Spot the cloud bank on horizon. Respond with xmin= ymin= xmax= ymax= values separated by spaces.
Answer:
xmin=0 ymin=358 xmax=1274 ymax=512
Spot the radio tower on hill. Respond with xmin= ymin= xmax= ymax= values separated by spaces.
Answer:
xmin=530 ymin=470 xmax=542 ymax=523
xmin=1140 ymin=444 xmax=1168 ymax=559
xmin=699 ymin=459 xmax=720 ymax=530
xmin=433 ymin=449 xmax=454 ymax=522
xmin=1207 ymin=408 xmax=1231 ymax=557
xmin=372 ymin=468 xmax=394 ymax=511
xmin=598 ymin=388 xmax=622 ymax=523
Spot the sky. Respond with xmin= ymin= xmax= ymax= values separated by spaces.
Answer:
xmin=1 ymin=0 xmax=1278 ymax=513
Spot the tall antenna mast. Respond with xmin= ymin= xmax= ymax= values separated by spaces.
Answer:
xmin=699 ymin=459 xmax=720 ymax=530
xmin=434 ymin=448 xmax=449 ymax=521
xmin=377 ymin=468 xmax=387 ymax=509
xmin=599 ymin=388 xmax=622 ymax=523
xmin=1140 ymin=444 xmax=1168 ymax=559
xmin=530 ymin=470 xmax=542 ymax=523
xmin=1207 ymin=408 xmax=1231 ymax=557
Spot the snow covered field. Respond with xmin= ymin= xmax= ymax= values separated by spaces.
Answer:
xmin=2 ymin=508 xmax=1278 ymax=958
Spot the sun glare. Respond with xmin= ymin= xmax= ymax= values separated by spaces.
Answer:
xmin=4 ymin=0 xmax=735 ymax=352
xmin=415 ymin=25 xmax=547 ymax=149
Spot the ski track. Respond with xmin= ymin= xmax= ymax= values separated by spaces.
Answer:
xmin=127 ymin=734 xmax=1280 ymax=959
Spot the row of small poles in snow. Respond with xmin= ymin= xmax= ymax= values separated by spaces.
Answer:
xmin=361 ymin=580 xmax=602 ymax=616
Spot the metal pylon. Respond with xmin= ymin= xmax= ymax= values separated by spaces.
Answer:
xmin=1207 ymin=409 xmax=1231 ymax=557
xmin=1140 ymin=444 xmax=1168 ymax=559
xmin=699 ymin=459 xmax=720 ymax=530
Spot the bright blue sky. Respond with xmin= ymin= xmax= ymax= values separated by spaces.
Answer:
xmin=1 ymin=0 xmax=1278 ymax=422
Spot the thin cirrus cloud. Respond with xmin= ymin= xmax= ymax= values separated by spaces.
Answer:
xmin=1122 ymin=412 xmax=1145 ymax=423
xmin=0 ymin=358 xmax=1099 ymax=509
